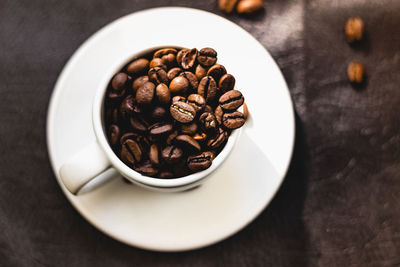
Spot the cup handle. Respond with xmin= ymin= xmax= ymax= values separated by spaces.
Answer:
xmin=59 ymin=142 xmax=111 ymax=195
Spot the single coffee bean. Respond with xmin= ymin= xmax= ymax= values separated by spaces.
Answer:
xmin=149 ymin=144 xmax=160 ymax=166
xmin=198 ymin=48 xmax=217 ymax=67
xmin=176 ymin=48 xmax=188 ymax=65
xmin=195 ymin=64 xmax=207 ymax=80
xmin=127 ymin=58 xmax=149 ymax=74
xmin=218 ymin=74 xmax=235 ymax=93
xmin=154 ymin=48 xmax=177 ymax=66
xmin=155 ymin=83 xmax=171 ymax=105
xmin=193 ymin=132 xmax=207 ymax=142
xmin=219 ymin=90 xmax=244 ymax=111
xmin=181 ymin=48 xmax=198 ymax=69
xmin=198 ymin=76 xmax=217 ymax=102
xmin=236 ymin=0 xmax=264 ymax=14
xmin=200 ymin=112 xmax=218 ymax=132
xmin=108 ymin=124 xmax=120 ymax=145
xmin=121 ymin=139 xmax=142 ymax=165
xmin=130 ymin=116 xmax=149 ymax=133
xmin=207 ymin=128 xmax=228 ymax=149
xmin=175 ymin=134 xmax=201 ymax=153
xmin=172 ymin=95 xmax=186 ymax=104
xmin=167 ymin=67 xmax=183 ymax=80
xmin=132 ymin=75 xmax=149 ymax=94
xmin=180 ymin=71 xmax=199 ymax=90
xmin=148 ymin=67 xmax=168 ymax=85
xmin=180 ymin=122 xmax=198 ymax=135
xmin=161 ymin=145 xmax=183 ymax=164
xmin=136 ymin=82 xmax=155 ymax=105
xmin=243 ymin=102 xmax=249 ymax=120
xmin=151 ymin=106 xmax=167 ymax=120
xmin=170 ymin=102 xmax=196 ymax=123
xmin=111 ymin=72 xmax=129 ymax=91
xmin=215 ymin=105 xmax=224 ymax=125
xmin=347 ymin=61 xmax=365 ymax=84
xmin=148 ymin=122 xmax=173 ymax=137
xmin=207 ymin=64 xmax=227 ymax=83
xmin=222 ymin=111 xmax=245 ymax=129
xmin=120 ymin=95 xmax=135 ymax=120
xmin=149 ymin=58 xmax=167 ymax=71
xmin=169 ymin=76 xmax=189 ymax=95
xmin=187 ymin=94 xmax=206 ymax=113
xmin=345 ymin=17 xmax=364 ymax=43
xmin=134 ymin=160 xmax=158 ymax=176
xmin=218 ymin=0 xmax=238 ymax=13
xmin=187 ymin=151 xmax=214 ymax=171
xmin=159 ymin=171 xmax=174 ymax=178
xmin=166 ymin=130 xmax=178 ymax=145
xmin=120 ymin=132 xmax=140 ymax=146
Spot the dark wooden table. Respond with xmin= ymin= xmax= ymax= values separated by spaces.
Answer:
xmin=1 ymin=0 xmax=399 ymax=266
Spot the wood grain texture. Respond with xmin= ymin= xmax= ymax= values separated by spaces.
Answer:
xmin=0 ymin=0 xmax=399 ymax=266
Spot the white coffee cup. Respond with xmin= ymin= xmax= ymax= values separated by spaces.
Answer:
xmin=59 ymin=46 xmax=240 ymax=195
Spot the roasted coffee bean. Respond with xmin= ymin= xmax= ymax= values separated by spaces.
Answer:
xmin=127 ymin=58 xmax=149 ymax=74
xmin=181 ymin=48 xmax=198 ymax=69
xmin=193 ymin=132 xmax=207 ymax=142
xmin=175 ymin=135 xmax=201 ymax=152
xmin=214 ymin=105 xmax=224 ymax=125
xmin=136 ymin=82 xmax=155 ymax=105
xmin=347 ymin=61 xmax=365 ymax=84
xmin=207 ymin=128 xmax=228 ymax=149
xmin=120 ymin=132 xmax=140 ymax=146
xmin=167 ymin=67 xmax=183 ymax=80
xmin=200 ymin=112 xmax=218 ymax=132
xmin=218 ymin=0 xmax=238 ymax=13
xmin=151 ymin=106 xmax=167 ymax=120
xmin=345 ymin=17 xmax=364 ymax=43
xmin=166 ymin=130 xmax=178 ymax=145
xmin=148 ymin=67 xmax=168 ymax=84
xmin=198 ymin=48 xmax=217 ymax=67
xmin=159 ymin=171 xmax=174 ymax=178
xmin=111 ymin=73 xmax=129 ymax=91
xmin=176 ymin=49 xmax=188 ymax=65
xmin=154 ymin=48 xmax=177 ymax=66
xmin=169 ymin=76 xmax=189 ymax=95
xmin=148 ymin=122 xmax=173 ymax=137
xmin=172 ymin=95 xmax=186 ymax=104
xmin=108 ymin=124 xmax=120 ymax=145
xmin=218 ymin=74 xmax=235 ymax=93
xmin=121 ymin=139 xmax=142 ymax=165
xmin=161 ymin=146 xmax=183 ymax=164
xmin=149 ymin=144 xmax=160 ymax=166
xmin=120 ymin=95 xmax=135 ymax=119
xmin=195 ymin=64 xmax=207 ymax=80
xmin=180 ymin=122 xmax=198 ymax=135
xmin=187 ymin=151 xmax=214 ymax=171
xmin=155 ymin=83 xmax=171 ymax=105
xmin=198 ymin=76 xmax=217 ymax=102
xmin=132 ymin=76 xmax=149 ymax=94
xmin=243 ymin=102 xmax=249 ymax=120
xmin=134 ymin=160 xmax=158 ymax=176
xmin=180 ymin=71 xmax=199 ymax=90
xmin=207 ymin=64 xmax=226 ymax=82
xmin=236 ymin=0 xmax=264 ymax=14
xmin=130 ymin=116 xmax=149 ymax=133
xmin=170 ymin=102 xmax=196 ymax=123
xmin=187 ymin=94 xmax=206 ymax=113
xmin=219 ymin=90 xmax=244 ymax=111
xmin=149 ymin=58 xmax=167 ymax=71
xmin=222 ymin=111 xmax=245 ymax=129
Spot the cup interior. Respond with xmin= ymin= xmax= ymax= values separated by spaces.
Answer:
xmin=92 ymin=46 xmax=240 ymax=188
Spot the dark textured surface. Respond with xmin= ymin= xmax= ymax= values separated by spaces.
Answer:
xmin=0 ymin=0 xmax=399 ymax=266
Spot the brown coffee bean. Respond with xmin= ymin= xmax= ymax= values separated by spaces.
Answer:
xmin=161 ymin=146 xmax=183 ymax=164
xmin=181 ymin=48 xmax=198 ymax=69
xmin=151 ymin=106 xmax=167 ymax=120
xmin=193 ymin=132 xmax=207 ymax=142
xmin=198 ymin=48 xmax=217 ymax=67
xmin=219 ymin=90 xmax=244 ymax=111
xmin=207 ymin=128 xmax=228 ymax=149
xmin=166 ymin=130 xmax=178 ymax=145
xmin=169 ymin=76 xmax=189 ymax=95
xmin=148 ymin=67 xmax=168 ymax=85
xmin=154 ymin=48 xmax=177 ymax=66
xmin=215 ymin=105 xmax=224 ymax=125
xmin=218 ymin=74 xmax=235 ymax=93
xmin=172 ymin=95 xmax=186 ymax=104
xmin=243 ymin=102 xmax=249 ymax=120
xmin=187 ymin=94 xmax=206 ymax=113
xmin=108 ymin=124 xmax=120 ymax=145
xmin=198 ymin=76 xmax=217 ymax=102
xmin=218 ymin=0 xmax=238 ymax=13
xmin=236 ymin=0 xmax=264 ymax=14
xmin=111 ymin=72 xmax=129 ymax=91
xmin=149 ymin=58 xmax=167 ymax=71
xmin=175 ymin=135 xmax=201 ymax=152
xmin=222 ymin=111 xmax=245 ymax=129
xmin=180 ymin=71 xmax=199 ymax=90
xmin=195 ymin=64 xmax=207 ymax=80
xmin=149 ymin=144 xmax=160 ymax=166
xmin=167 ymin=67 xmax=183 ymax=80
xmin=134 ymin=160 xmax=158 ymax=176
xmin=187 ymin=151 xmax=214 ymax=171
xmin=347 ymin=61 xmax=365 ymax=83
xmin=148 ymin=122 xmax=173 ymax=137
xmin=121 ymin=139 xmax=142 ymax=165
xmin=345 ymin=17 xmax=364 ymax=43
xmin=132 ymin=76 xmax=149 ymax=94
xmin=180 ymin=122 xmax=198 ymax=135
xmin=136 ymin=82 xmax=155 ymax=105
xmin=155 ymin=83 xmax=171 ymax=105
xmin=200 ymin=112 xmax=218 ymax=132
xmin=159 ymin=171 xmax=174 ymax=178
xmin=120 ymin=95 xmax=135 ymax=120
xmin=207 ymin=64 xmax=226 ymax=83
xmin=170 ymin=102 xmax=196 ymax=123
xmin=127 ymin=58 xmax=149 ymax=74
xmin=176 ymin=48 xmax=188 ymax=65
xmin=154 ymin=48 xmax=177 ymax=58
xmin=120 ymin=132 xmax=140 ymax=146
xmin=130 ymin=116 xmax=149 ymax=133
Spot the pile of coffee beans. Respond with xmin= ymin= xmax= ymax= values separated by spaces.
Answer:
xmin=104 ymin=47 xmax=246 ymax=178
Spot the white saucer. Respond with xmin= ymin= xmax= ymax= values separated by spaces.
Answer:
xmin=46 ymin=7 xmax=295 ymax=252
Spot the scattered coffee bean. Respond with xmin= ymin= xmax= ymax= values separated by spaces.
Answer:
xmin=108 ymin=124 xmax=120 ymax=145
xmin=172 ymin=95 xmax=186 ymax=104
xmin=219 ymin=89 xmax=244 ymax=111
xmin=193 ymin=132 xmax=207 ymax=142
xmin=175 ymin=135 xmax=201 ymax=152
xmin=198 ymin=76 xmax=217 ymax=102
xmin=181 ymin=122 xmax=198 ymax=135
xmin=148 ymin=67 xmax=168 ymax=84
xmin=347 ymin=61 xmax=365 ymax=84
xmin=219 ymin=0 xmax=238 ymax=13
xmin=169 ymin=76 xmax=189 ymax=94
xmin=149 ymin=144 xmax=160 ymax=166
xmin=180 ymin=71 xmax=199 ymax=90
xmin=181 ymin=48 xmax=198 ymax=69
xmin=187 ymin=151 xmax=214 ymax=171
xmin=148 ymin=122 xmax=173 ymax=137
xmin=187 ymin=94 xmax=206 ymax=113
xmin=121 ymin=139 xmax=142 ymax=165
xmin=149 ymin=58 xmax=167 ymax=71
xmin=132 ymin=75 xmax=149 ymax=93
xmin=170 ymin=102 xmax=196 ymax=123
xmin=236 ymin=0 xmax=264 ymax=14
xmin=176 ymin=48 xmax=188 ymax=65
xmin=243 ymin=102 xmax=249 ymax=120
xmin=345 ymin=17 xmax=364 ymax=43
xmin=200 ymin=112 xmax=218 ymax=132
xmin=167 ymin=67 xmax=183 ymax=80
xmin=161 ymin=145 xmax=183 ymax=164
xmin=207 ymin=127 xmax=228 ymax=149
xmin=136 ymin=82 xmax=155 ymax=105
xmin=215 ymin=105 xmax=224 ymax=125
xmin=112 ymin=72 xmax=129 ymax=91
xmin=218 ymin=74 xmax=235 ymax=93
xmin=198 ymin=48 xmax=217 ymax=67
xmin=153 ymin=48 xmax=177 ymax=66
xmin=223 ymin=111 xmax=245 ymax=129
xmin=127 ymin=58 xmax=149 ymax=75
xmin=135 ymin=160 xmax=158 ymax=176
xmin=120 ymin=95 xmax=135 ymax=120
xmin=207 ymin=64 xmax=227 ymax=83
xmin=155 ymin=83 xmax=171 ymax=105
xmin=130 ymin=116 xmax=149 ymax=133
xmin=195 ymin=64 xmax=208 ymax=80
